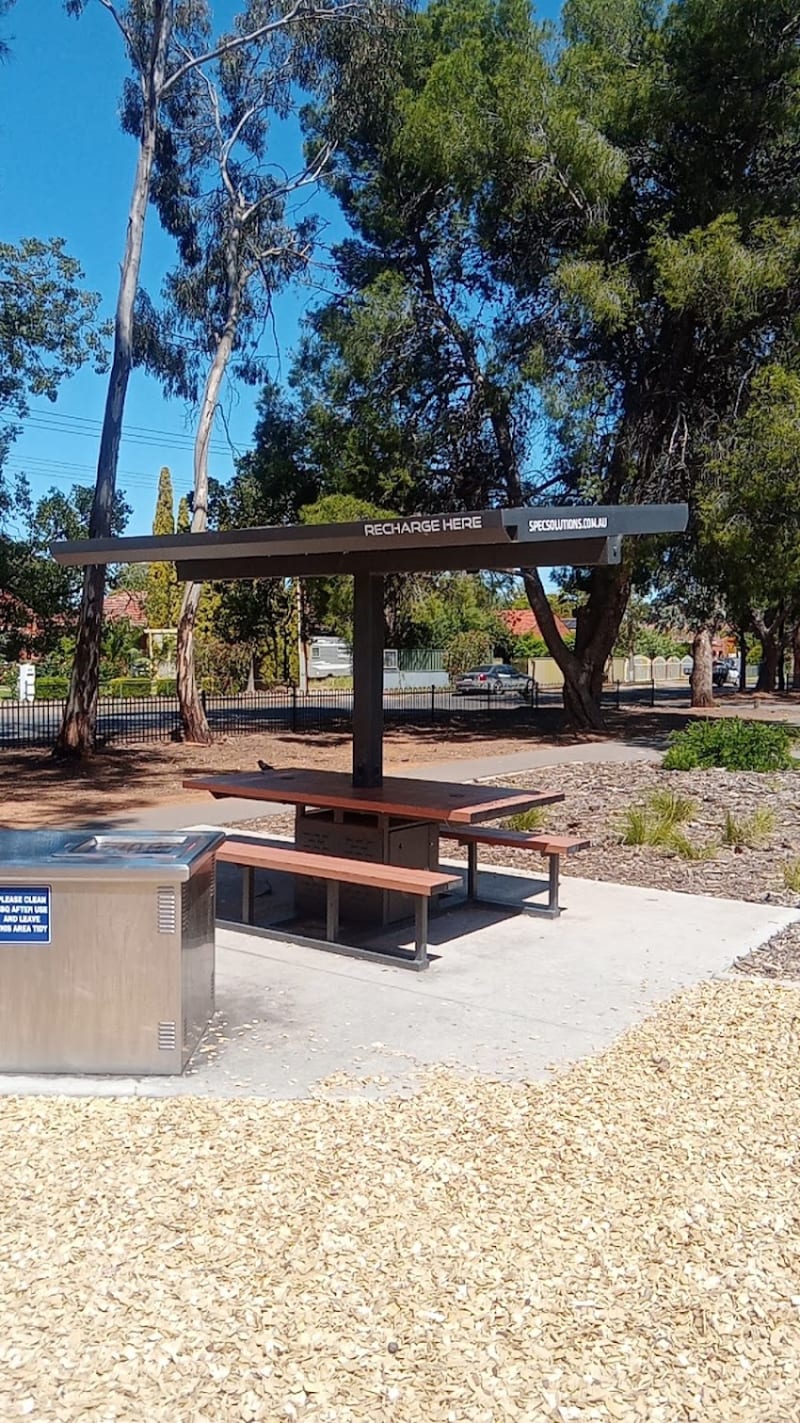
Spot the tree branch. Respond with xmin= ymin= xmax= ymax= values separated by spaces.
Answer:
xmin=161 ymin=1 xmax=364 ymax=99
xmin=97 ymin=0 xmax=144 ymax=73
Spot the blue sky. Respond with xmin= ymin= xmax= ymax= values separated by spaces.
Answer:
xmin=2 ymin=0 xmax=562 ymax=537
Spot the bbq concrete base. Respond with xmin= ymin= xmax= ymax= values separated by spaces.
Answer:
xmin=2 ymin=862 xmax=796 ymax=1100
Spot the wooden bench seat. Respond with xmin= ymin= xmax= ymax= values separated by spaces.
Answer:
xmin=217 ymin=838 xmax=460 ymax=969
xmin=438 ymin=825 xmax=589 ymax=917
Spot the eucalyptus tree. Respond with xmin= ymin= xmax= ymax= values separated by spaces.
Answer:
xmin=133 ymin=2 xmax=391 ymax=740
xmin=0 ymin=238 xmax=107 ymax=482
xmin=56 ymin=0 xmax=370 ymax=755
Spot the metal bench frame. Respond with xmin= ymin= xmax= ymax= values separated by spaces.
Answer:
xmin=217 ymin=840 xmax=458 ymax=970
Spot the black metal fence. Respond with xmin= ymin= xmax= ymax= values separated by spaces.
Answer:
xmin=0 ymin=679 xmax=691 ymax=749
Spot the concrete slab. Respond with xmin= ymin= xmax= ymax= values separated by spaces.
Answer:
xmin=2 ymin=866 xmax=794 ymax=1101
xmin=404 ymin=740 xmax=662 ymax=783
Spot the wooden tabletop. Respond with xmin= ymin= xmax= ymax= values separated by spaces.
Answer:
xmin=183 ymin=768 xmax=564 ymax=825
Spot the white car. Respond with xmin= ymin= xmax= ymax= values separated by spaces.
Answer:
xmin=454 ymin=664 xmax=532 ymax=697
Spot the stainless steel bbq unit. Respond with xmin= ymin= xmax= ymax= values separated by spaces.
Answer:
xmin=0 ymin=829 xmax=224 ymax=1074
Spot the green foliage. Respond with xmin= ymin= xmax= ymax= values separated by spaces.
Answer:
xmin=697 ymin=365 xmax=800 ymax=644
xmin=34 ymin=677 xmax=69 ymax=700
xmin=104 ymin=678 xmax=153 ymax=698
xmin=647 ymin=788 xmax=698 ymax=826
xmin=144 ymin=467 xmax=181 ymax=629
xmin=410 ymin=574 xmax=507 ymax=652
xmin=620 ymin=789 xmax=713 ymax=860
xmin=0 ymin=481 xmax=130 ymax=662
xmin=721 ymin=807 xmax=776 ymax=849
xmin=512 ymin=632 xmax=549 ymax=661
xmin=194 ymin=635 xmax=253 ymax=695
xmin=504 ymin=807 xmax=547 ymax=833
xmin=297 ymin=0 xmax=800 ymax=725
xmin=154 ymin=677 xmax=177 ymax=696
xmin=0 ymin=237 xmax=108 ymax=478
xmin=443 ymin=630 xmax=493 ymax=678
xmin=663 ymin=719 xmax=794 ymax=773
xmin=783 ymin=860 xmax=800 ymax=895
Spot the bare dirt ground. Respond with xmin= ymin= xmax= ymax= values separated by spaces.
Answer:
xmin=0 ymin=711 xmax=600 ymax=829
xmin=3 ymin=696 xmax=800 ymax=831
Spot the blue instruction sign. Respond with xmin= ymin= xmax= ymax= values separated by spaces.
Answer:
xmin=0 ymin=887 xmax=51 ymax=945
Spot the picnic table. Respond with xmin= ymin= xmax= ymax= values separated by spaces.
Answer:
xmin=183 ymin=767 xmax=563 ymax=826
xmin=185 ymin=767 xmax=567 ymax=949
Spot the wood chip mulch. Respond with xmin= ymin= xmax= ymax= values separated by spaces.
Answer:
xmin=3 ymin=979 xmax=800 ymax=1422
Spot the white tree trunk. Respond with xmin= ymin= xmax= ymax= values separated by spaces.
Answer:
xmin=57 ymin=14 xmax=171 ymax=756
xmin=177 ymin=271 xmax=240 ymax=743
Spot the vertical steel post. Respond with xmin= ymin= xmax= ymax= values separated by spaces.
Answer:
xmin=352 ymin=573 xmax=385 ymax=787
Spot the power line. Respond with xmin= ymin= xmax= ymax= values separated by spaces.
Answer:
xmin=6 ymin=454 xmax=159 ymax=479
xmin=26 ymin=406 xmax=234 ymax=450
xmin=23 ymin=415 xmax=235 ymax=460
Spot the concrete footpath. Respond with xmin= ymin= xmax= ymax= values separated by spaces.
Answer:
xmin=6 ymin=736 xmax=789 ymax=1103
xmin=112 ymin=739 xmax=660 ymax=831
xmin=4 ymin=863 xmax=795 ymax=1100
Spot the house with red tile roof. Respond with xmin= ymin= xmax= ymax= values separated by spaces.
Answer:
xmin=498 ymin=607 xmax=571 ymax=642
xmin=103 ymin=590 xmax=147 ymax=626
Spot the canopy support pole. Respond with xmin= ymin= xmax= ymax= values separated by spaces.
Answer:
xmin=352 ymin=573 xmax=384 ymax=787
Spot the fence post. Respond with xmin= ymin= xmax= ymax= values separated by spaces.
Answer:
xmin=431 ymin=683 xmax=436 ymax=721
xmin=616 ymin=680 xmax=621 ymax=711
xmin=534 ymin=679 xmax=539 ymax=710
xmin=200 ymin=688 xmax=207 ymax=713
xmin=291 ymin=684 xmax=297 ymax=734
xmin=650 ymin=677 xmax=656 ymax=708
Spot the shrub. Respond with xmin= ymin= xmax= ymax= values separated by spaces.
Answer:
xmin=34 ymin=677 xmax=69 ymax=699
xmin=721 ymin=807 xmax=776 ymax=849
xmin=104 ymin=677 xmax=153 ymax=698
xmin=620 ymin=789 xmax=714 ymax=860
xmin=647 ymin=788 xmax=697 ymax=826
xmin=154 ymin=678 xmax=177 ymax=697
xmin=443 ymin=630 xmax=493 ymax=680
xmin=504 ymin=807 xmax=547 ymax=832
xmin=663 ymin=718 xmax=794 ymax=773
xmin=784 ymin=860 xmax=800 ymax=894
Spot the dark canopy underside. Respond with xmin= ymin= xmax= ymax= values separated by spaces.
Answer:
xmin=52 ymin=504 xmax=688 ymax=579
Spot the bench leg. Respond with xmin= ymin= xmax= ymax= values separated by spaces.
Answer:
xmin=547 ymin=853 xmax=561 ymax=917
xmin=414 ymin=897 xmax=429 ymax=969
xmin=326 ymin=879 xmax=340 ymax=942
xmin=467 ymin=841 xmax=478 ymax=899
xmin=241 ymin=865 xmax=255 ymax=925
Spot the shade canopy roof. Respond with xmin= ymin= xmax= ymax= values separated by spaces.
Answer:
xmin=52 ymin=503 xmax=688 ymax=580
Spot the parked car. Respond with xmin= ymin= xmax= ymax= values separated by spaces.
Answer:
xmin=713 ymin=658 xmax=737 ymax=687
xmin=682 ymin=656 xmax=737 ymax=688
xmin=454 ymin=664 xmax=532 ymax=697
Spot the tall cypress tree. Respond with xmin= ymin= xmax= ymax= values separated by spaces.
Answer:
xmin=144 ymin=467 xmax=177 ymax=630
